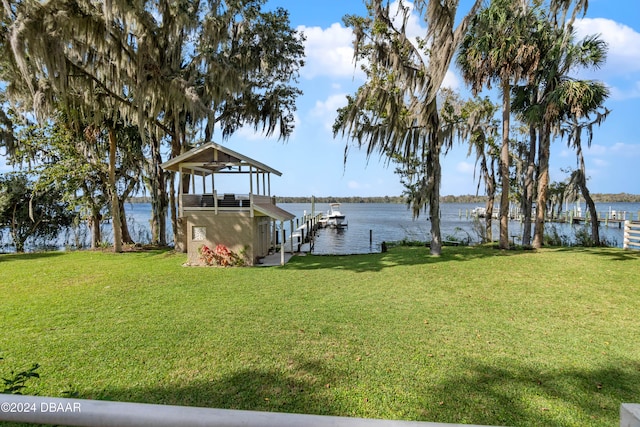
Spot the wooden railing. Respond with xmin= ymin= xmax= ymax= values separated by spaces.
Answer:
xmin=623 ymin=220 xmax=640 ymax=250
xmin=182 ymin=192 xmax=252 ymax=211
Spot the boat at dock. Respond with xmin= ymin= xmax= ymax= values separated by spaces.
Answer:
xmin=471 ymin=206 xmax=487 ymax=217
xmin=323 ymin=203 xmax=347 ymax=228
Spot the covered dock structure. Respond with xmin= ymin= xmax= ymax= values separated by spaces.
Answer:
xmin=161 ymin=142 xmax=295 ymax=266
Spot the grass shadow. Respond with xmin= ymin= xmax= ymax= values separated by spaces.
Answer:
xmin=422 ymin=358 xmax=640 ymax=426
xmin=552 ymin=245 xmax=640 ymax=262
xmin=76 ymin=358 xmax=347 ymax=417
xmin=59 ymin=356 xmax=638 ymax=426
xmin=0 ymin=251 xmax=66 ymax=263
xmin=286 ymin=245 xmax=529 ymax=273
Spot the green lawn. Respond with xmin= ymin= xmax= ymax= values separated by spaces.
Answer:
xmin=1 ymin=246 xmax=639 ymax=426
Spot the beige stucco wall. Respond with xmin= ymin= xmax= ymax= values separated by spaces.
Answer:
xmin=185 ymin=212 xmax=273 ymax=266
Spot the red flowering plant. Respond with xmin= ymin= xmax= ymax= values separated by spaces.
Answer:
xmin=199 ymin=244 xmax=246 ymax=266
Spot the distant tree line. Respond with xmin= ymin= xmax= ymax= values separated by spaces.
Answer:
xmin=127 ymin=193 xmax=640 ymax=205
xmin=589 ymin=193 xmax=640 ymax=203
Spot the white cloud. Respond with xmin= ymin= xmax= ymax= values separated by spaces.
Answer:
xmin=442 ymin=70 xmax=461 ymax=91
xmin=310 ymin=93 xmax=349 ymax=132
xmin=311 ymin=94 xmax=348 ymax=116
xmin=456 ymin=161 xmax=475 ymax=174
xmin=298 ymin=23 xmax=362 ymax=80
xmin=609 ymin=142 xmax=640 ymax=156
xmin=585 ymin=142 xmax=640 ymax=157
xmin=586 ymin=144 xmax=608 ymax=155
xmin=559 ymin=149 xmax=572 ymax=158
xmin=575 ymin=18 xmax=640 ymax=74
xmin=298 ymin=2 xmax=465 ymax=94
xmin=348 ymin=180 xmax=362 ymax=190
xmin=592 ymin=158 xmax=609 ymax=167
xmin=232 ymin=112 xmax=301 ymax=141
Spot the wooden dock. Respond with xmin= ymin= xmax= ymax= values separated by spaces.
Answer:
xmin=567 ymin=217 xmax=626 ymax=228
xmin=281 ymin=212 xmax=323 ymax=254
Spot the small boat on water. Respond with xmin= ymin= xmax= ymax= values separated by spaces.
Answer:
xmin=471 ymin=206 xmax=487 ymax=217
xmin=325 ymin=203 xmax=347 ymax=228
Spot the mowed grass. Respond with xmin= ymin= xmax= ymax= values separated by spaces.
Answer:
xmin=1 ymin=246 xmax=639 ymax=426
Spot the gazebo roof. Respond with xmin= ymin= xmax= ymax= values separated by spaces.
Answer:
xmin=160 ymin=142 xmax=282 ymax=176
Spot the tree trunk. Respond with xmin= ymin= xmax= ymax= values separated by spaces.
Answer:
xmin=108 ymin=126 xmax=123 ymax=252
xmin=11 ymin=230 xmax=26 ymax=253
xmin=169 ymin=124 xmax=186 ymax=249
xmin=147 ymin=135 xmax=167 ymax=246
xmin=89 ymin=210 xmax=102 ymax=249
xmin=428 ymin=104 xmax=442 ymax=256
xmin=579 ymin=176 xmax=600 ymax=246
xmin=119 ymin=200 xmax=134 ymax=245
xmin=576 ymin=147 xmax=600 ymax=245
xmin=169 ymin=172 xmax=178 ymax=248
xmin=483 ymin=157 xmax=495 ymax=243
xmin=429 ymin=146 xmax=442 ymax=256
xmin=485 ymin=192 xmax=495 ymax=243
xmin=145 ymin=136 xmax=168 ymax=246
xmin=499 ymin=81 xmax=511 ymax=249
xmin=118 ymin=175 xmax=140 ymax=246
xmin=585 ymin=198 xmax=600 ymax=246
xmin=522 ymin=124 xmax=536 ymax=246
xmin=533 ymin=125 xmax=550 ymax=248
xmin=10 ymin=205 xmax=26 ymax=253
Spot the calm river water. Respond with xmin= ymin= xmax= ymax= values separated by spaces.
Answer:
xmin=2 ymin=201 xmax=639 ymax=253
xmin=281 ymin=202 xmax=640 ymax=254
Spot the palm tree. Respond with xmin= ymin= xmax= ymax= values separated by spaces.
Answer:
xmin=460 ymin=95 xmax=500 ymax=242
xmin=527 ymin=31 xmax=607 ymax=248
xmin=335 ymin=0 xmax=482 ymax=256
xmin=456 ymin=0 xmax=543 ymax=249
xmin=561 ymin=81 xmax=610 ymax=245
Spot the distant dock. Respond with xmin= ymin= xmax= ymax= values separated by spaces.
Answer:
xmin=462 ymin=206 xmax=639 ymax=229
xmin=549 ymin=209 xmax=638 ymax=229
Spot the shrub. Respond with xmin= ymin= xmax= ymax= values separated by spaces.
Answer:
xmin=199 ymin=244 xmax=247 ymax=266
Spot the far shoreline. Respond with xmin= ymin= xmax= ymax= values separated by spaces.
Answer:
xmin=127 ymin=193 xmax=640 ymax=204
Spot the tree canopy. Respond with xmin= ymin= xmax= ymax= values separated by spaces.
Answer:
xmin=1 ymin=0 xmax=305 ymax=250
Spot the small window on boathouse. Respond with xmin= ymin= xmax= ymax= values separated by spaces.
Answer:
xmin=192 ymin=226 xmax=206 ymax=241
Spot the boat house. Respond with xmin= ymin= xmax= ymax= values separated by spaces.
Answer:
xmin=161 ymin=142 xmax=295 ymax=266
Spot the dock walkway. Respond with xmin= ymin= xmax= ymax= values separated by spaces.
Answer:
xmin=283 ymin=212 xmax=323 ymax=254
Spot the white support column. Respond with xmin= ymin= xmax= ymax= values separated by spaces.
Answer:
xmin=178 ymin=165 xmax=184 ymax=218
xmin=272 ymin=219 xmax=277 ymax=253
xmin=268 ymin=173 xmax=271 ymax=197
xmin=262 ymin=173 xmax=266 ymax=196
xmin=249 ymin=166 xmax=253 ymax=195
xmin=280 ymin=220 xmax=285 ymax=266
xmin=290 ymin=219 xmax=294 ymax=254
xmin=256 ymin=171 xmax=262 ymax=196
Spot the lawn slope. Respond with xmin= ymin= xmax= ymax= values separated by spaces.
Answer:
xmin=1 ymin=246 xmax=639 ymax=426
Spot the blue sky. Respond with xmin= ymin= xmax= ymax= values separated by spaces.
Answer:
xmin=2 ymin=0 xmax=639 ymax=198
xmin=224 ymin=0 xmax=640 ymax=197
